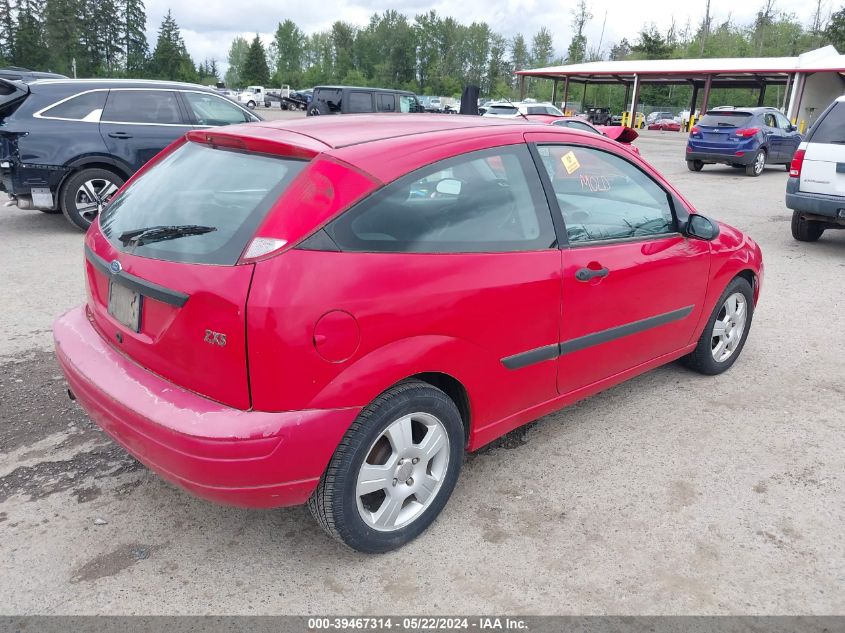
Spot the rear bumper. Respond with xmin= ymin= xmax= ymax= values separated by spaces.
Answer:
xmin=785 ymin=177 xmax=845 ymax=219
xmin=685 ymin=148 xmax=754 ymax=165
xmin=53 ymin=306 xmax=360 ymax=508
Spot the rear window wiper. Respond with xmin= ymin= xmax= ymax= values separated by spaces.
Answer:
xmin=118 ymin=224 xmax=217 ymax=247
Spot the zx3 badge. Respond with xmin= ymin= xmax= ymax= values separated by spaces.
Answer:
xmin=204 ymin=330 xmax=227 ymax=347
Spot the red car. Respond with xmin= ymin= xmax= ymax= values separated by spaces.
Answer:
xmin=54 ymin=115 xmax=763 ymax=552
xmin=549 ymin=117 xmax=641 ymax=153
xmin=648 ymin=118 xmax=682 ymax=132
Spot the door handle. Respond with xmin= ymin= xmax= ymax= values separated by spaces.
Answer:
xmin=575 ymin=267 xmax=609 ymax=282
xmin=108 ymin=132 xmax=133 ymax=139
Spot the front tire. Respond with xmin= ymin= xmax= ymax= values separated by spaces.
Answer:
xmin=683 ymin=277 xmax=754 ymax=375
xmin=246 ymin=100 xmax=256 ymax=109
xmin=60 ymin=168 xmax=124 ymax=231
xmin=791 ymin=210 xmax=825 ymax=242
xmin=687 ymin=160 xmax=704 ymax=172
xmin=746 ymin=149 xmax=766 ymax=176
xmin=308 ymin=381 xmax=464 ymax=553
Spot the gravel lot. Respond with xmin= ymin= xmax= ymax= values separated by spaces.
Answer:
xmin=1 ymin=125 xmax=844 ymax=615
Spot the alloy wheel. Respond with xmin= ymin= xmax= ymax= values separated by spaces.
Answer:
xmin=711 ymin=292 xmax=748 ymax=363
xmin=75 ymin=178 xmax=119 ymax=224
xmin=355 ymin=412 xmax=450 ymax=532
xmin=754 ymin=151 xmax=765 ymax=175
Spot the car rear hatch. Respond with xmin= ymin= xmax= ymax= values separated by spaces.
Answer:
xmin=0 ymin=79 xmax=29 ymax=164
xmin=0 ymin=78 xmax=28 ymax=119
xmin=800 ymin=101 xmax=845 ymax=195
xmin=692 ymin=111 xmax=754 ymax=151
xmin=84 ymin=131 xmax=315 ymax=410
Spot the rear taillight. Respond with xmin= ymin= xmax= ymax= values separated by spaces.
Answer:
xmin=735 ymin=128 xmax=759 ymax=138
xmin=789 ymin=148 xmax=805 ymax=178
xmin=690 ymin=126 xmax=700 ymax=136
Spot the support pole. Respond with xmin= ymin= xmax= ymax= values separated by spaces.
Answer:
xmin=623 ymin=83 xmax=631 ymax=112
xmin=629 ymin=74 xmax=640 ymax=128
xmin=700 ymin=74 xmax=713 ymax=116
xmin=562 ymin=76 xmax=570 ymax=113
xmin=757 ymin=82 xmax=767 ymax=107
xmin=582 ymin=81 xmax=588 ymax=111
xmin=519 ymin=75 xmax=526 ymax=101
xmin=782 ymin=73 xmax=793 ymax=111
xmin=552 ymin=79 xmax=558 ymax=107
xmin=688 ymin=82 xmax=699 ymax=131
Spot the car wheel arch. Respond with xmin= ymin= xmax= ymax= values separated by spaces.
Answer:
xmin=304 ymin=335 xmax=479 ymax=444
xmin=57 ymin=159 xmax=130 ymax=201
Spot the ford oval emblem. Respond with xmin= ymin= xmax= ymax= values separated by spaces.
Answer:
xmin=109 ymin=260 xmax=122 ymax=274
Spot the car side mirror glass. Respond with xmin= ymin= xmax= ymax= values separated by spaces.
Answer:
xmin=435 ymin=179 xmax=462 ymax=196
xmin=788 ymin=124 xmax=797 ymax=132
xmin=686 ymin=214 xmax=720 ymax=240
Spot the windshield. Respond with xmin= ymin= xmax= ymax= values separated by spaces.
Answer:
xmin=100 ymin=142 xmax=306 ymax=264
xmin=699 ymin=112 xmax=753 ymax=127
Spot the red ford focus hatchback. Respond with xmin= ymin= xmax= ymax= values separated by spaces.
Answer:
xmin=54 ymin=115 xmax=763 ymax=552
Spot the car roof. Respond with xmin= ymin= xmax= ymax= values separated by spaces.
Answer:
xmin=314 ymin=85 xmax=415 ymax=95
xmin=26 ymin=78 xmax=217 ymax=92
xmin=249 ymin=114 xmax=528 ymax=150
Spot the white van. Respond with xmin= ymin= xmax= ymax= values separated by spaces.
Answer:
xmin=786 ymin=95 xmax=845 ymax=241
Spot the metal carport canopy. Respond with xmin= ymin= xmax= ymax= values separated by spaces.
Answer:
xmin=515 ymin=48 xmax=845 ymax=123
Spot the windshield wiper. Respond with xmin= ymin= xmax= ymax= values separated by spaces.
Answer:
xmin=118 ymin=224 xmax=217 ymax=247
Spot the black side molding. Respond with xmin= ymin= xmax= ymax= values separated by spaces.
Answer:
xmin=560 ymin=305 xmax=693 ymax=356
xmin=501 ymin=343 xmax=560 ymax=370
xmin=501 ymin=305 xmax=694 ymax=370
xmin=85 ymin=245 xmax=190 ymax=307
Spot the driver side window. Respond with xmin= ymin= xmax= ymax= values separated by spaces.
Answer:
xmin=537 ymin=145 xmax=676 ymax=244
xmin=324 ymin=145 xmax=556 ymax=253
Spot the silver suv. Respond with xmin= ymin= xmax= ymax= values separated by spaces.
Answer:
xmin=786 ymin=95 xmax=845 ymax=241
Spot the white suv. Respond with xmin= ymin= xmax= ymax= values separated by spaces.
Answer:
xmin=786 ymin=95 xmax=845 ymax=241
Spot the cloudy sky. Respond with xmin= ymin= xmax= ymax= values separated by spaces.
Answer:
xmin=145 ymin=0 xmax=820 ymax=72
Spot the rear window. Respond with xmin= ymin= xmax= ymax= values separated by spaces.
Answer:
xmin=487 ymin=105 xmax=517 ymax=116
xmin=99 ymin=142 xmax=306 ymax=265
xmin=808 ymin=102 xmax=845 ymax=144
xmin=698 ymin=111 xmax=753 ymax=127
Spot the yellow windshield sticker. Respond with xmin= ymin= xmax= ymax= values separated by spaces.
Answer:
xmin=561 ymin=151 xmax=580 ymax=174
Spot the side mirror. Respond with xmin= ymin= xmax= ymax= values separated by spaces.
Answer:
xmin=788 ymin=124 xmax=798 ymax=132
xmin=686 ymin=214 xmax=720 ymax=240
xmin=435 ymin=179 xmax=462 ymax=196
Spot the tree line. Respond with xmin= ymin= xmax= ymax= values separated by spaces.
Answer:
xmin=2 ymin=0 xmax=845 ymax=108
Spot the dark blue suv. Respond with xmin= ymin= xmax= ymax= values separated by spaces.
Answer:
xmin=686 ymin=107 xmax=802 ymax=177
xmin=0 ymin=79 xmax=260 ymax=230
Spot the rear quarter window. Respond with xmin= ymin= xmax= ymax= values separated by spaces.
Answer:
xmin=38 ymin=91 xmax=107 ymax=120
xmin=808 ymin=102 xmax=845 ymax=144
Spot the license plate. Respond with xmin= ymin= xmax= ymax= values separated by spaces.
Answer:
xmin=108 ymin=281 xmax=142 ymax=332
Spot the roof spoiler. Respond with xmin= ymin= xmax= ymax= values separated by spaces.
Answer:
xmin=0 ymin=78 xmax=29 ymax=115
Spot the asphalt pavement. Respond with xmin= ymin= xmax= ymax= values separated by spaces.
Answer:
xmin=1 ymin=126 xmax=844 ymax=615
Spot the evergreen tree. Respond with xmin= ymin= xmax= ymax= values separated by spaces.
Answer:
xmin=123 ymin=0 xmax=147 ymax=75
xmin=44 ymin=0 xmax=81 ymax=75
xmin=566 ymin=0 xmax=592 ymax=64
xmin=98 ymin=0 xmax=123 ymax=74
xmin=242 ymin=34 xmax=269 ymax=85
xmin=531 ymin=27 xmax=554 ymax=68
xmin=509 ymin=34 xmax=529 ymax=90
xmin=224 ymin=35 xmax=248 ymax=87
xmin=13 ymin=0 xmax=48 ymax=69
xmin=824 ymin=7 xmax=845 ymax=51
xmin=0 ymin=0 xmax=14 ymax=63
xmin=148 ymin=10 xmax=195 ymax=81
xmin=271 ymin=19 xmax=304 ymax=86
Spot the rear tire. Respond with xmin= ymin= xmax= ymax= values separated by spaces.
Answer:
xmin=745 ymin=149 xmax=766 ymax=176
xmin=308 ymin=380 xmax=464 ymax=553
xmin=60 ymin=168 xmax=124 ymax=231
xmin=683 ymin=277 xmax=754 ymax=376
xmin=791 ymin=210 xmax=825 ymax=242
xmin=687 ymin=160 xmax=704 ymax=172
